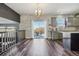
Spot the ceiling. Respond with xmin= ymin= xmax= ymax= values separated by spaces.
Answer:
xmin=0 ymin=17 xmax=18 ymax=24
xmin=5 ymin=3 xmax=79 ymax=16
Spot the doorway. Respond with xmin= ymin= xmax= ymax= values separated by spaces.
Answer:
xmin=32 ymin=20 xmax=46 ymax=39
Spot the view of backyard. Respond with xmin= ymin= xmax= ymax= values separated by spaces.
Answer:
xmin=32 ymin=20 xmax=46 ymax=39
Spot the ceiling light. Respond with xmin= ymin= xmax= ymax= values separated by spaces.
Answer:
xmin=35 ymin=9 xmax=42 ymax=17
xmin=35 ymin=3 xmax=42 ymax=17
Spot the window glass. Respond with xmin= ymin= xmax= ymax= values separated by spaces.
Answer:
xmin=56 ymin=17 xmax=65 ymax=27
xmin=56 ymin=16 xmax=66 ymax=31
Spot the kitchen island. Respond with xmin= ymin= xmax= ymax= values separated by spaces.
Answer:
xmin=62 ymin=31 xmax=79 ymax=51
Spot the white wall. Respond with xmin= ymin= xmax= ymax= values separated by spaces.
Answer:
xmin=19 ymin=15 xmax=51 ymax=39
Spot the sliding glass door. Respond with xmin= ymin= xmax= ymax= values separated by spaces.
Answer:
xmin=32 ymin=20 xmax=46 ymax=39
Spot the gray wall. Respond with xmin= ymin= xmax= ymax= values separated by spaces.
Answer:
xmin=0 ymin=3 xmax=20 ymax=22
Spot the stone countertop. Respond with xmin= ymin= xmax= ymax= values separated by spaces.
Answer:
xmin=59 ymin=31 xmax=79 ymax=39
xmin=61 ymin=31 xmax=79 ymax=33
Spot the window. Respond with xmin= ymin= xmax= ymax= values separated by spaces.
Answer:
xmin=56 ymin=16 xmax=67 ymax=31
xmin=56 ymin=16 xmax=65 ymax=27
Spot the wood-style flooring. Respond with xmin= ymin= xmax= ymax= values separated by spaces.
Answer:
xmin=1 ymin=39 xmax=79 ymax=56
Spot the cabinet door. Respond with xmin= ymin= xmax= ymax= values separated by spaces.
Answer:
xmin=63 ymin=38 xmax=71 ymax=50
xmin=71 ymin=33 xmax=79 ymax=50
xmin=68 ymin=17 xmax=79 ymax=26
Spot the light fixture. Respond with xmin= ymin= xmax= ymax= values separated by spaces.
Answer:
xmin=35 ymin=3 xmax=42 ymax=17
xmin=35 ymin=9 xmax=42 ymax=17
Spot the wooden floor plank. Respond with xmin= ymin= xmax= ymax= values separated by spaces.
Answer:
xmin=1 ymin=39 xmax=79 ymax=56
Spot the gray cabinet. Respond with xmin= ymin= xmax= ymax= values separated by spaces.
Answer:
xmin=68 ymin=17 xmax=79 ymax=27
xmin=62 ymin=32 xmax=79 ymax=50
xmin=17 ymin=30 xmax=25 ymax=42
xmin=63 ymin=38 xmax=71 ymax=50
xmin=62 ymin=32 xmax=71 ymax=50
xmin=52 ymin=31 xmax=62 ymax=40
